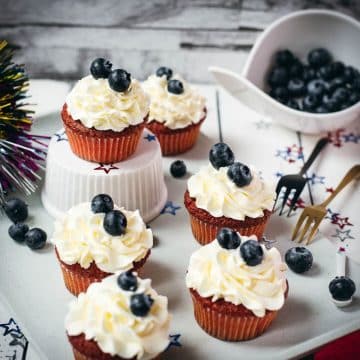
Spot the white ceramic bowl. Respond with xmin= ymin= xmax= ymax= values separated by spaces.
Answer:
xmin=210 ymin=10 xmax=360 ymax=134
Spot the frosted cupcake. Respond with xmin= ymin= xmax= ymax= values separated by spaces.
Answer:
xmin=184 ymin=143 xmax=275 ymax=245
xmin=66 ymin=272 xmax=171 ymax=360
xmin=186 ymin=229 xmax=287 ymax=341
xmin=62 ymin=58 xmax=149 ymax=163
xmin=142 ymin=67 xmax=206 ymax=155
xmin=52 ymin=194 xmax=152 ymax=295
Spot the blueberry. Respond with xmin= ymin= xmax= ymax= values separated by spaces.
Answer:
xmin=302 ymin=66 xmax=317 ymax=82
xmin=240 ymin=240 xmax=264 ymax=266
xmin=289 ymin=61 xmax=303 ymax=78
xmin=130 ymin=294 xmax=154 ymax=317
xmin=307 ymin=79 xmax=327 ymax=97
xmin=288 ymin=78 xmax=305 ymax=97
xmin=4 ymin=198 xmax=28 ymax=223
xmin=329 ymin=61 xmax=345 ymax=77
xmin=348 ymin=92 xmax=360 ymax=106
xmin=328 ymin=77 xmax=346 ymax=93
xmin=332 ymin=87 xmax=350 ymax=104
xmin=103 ymin=210 xmax=127 ymax=236
xmin=343 ymin=66 xmax=359 ymax=83
xmin=91 ymin=194 xmax=114 ymax=214
xmin=268 ymin=67 xmax=288 ymax=87
xmin=317 ymin=65 xmax=335 ymax=80
xmin=270 ymin=87 xmax=289 ymax=103
xmin=286 ymin=99 xmax=301 ymax=110
xmin=8 ymin=223 xmax=29 ymax=243
xmin=315 ymin=105 xmax=328 ymax=114
xmin=275 ymin=50 xmax=295 ymax=67
xmin=216 ymin=228 xmax=241 ymax=249
xmin=25 ymin=228 xmax=47 ymax=250
xmin=117 ymin=271 xmax=138 ymax=291
xmin=322 ymin=94 xmax=339 ymax=112
xmin=352 ymin=77 xmax=360 ymax=91
xmin=285 ymin=247 xmax=313 ymax=273
xmin=307 ymin=48 xmax=332 ymax=68
xmin=329 ymin=276 xmax=356 ymax=301
xmin=209 ymin=143 xmax=234 ymax=170
xmin=156 ymin=66 xmax=173 ymax=80
xmin=108 ymin=69 xmax=131 ymax=92
xmin=167 ymin=79 xmax=184 ymax=94
xmin=302 ymin=94 xmax=320 ymax=112
xmin=227 ymin=162 xmax=252 ymax=187
xmin=170 ymin=160 xmax=187 ymax=178
xmin=90 ymin=58 xmax=112 ymax=79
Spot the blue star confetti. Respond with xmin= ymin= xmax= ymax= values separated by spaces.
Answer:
xmin=325 ymin=208 xmax=340 ymax=221
xmin=274 ymin=171 xmax=283 ymax=178
xmin=307 ymin=173 xmax=325 ymax=185
xmin=254 ymin=119 xmax=271 ymax=130
xmin=54 ymin=130 xmax=68 ymax=142
xmin=0 ymin=318 xmax=21 ymax=337
xmin=275 ymin=144 xmax=303 ymax=163
xmin=161 ymin=201 xmax=181 ymax=216
xmin=166 ymin=334 xmax=182 ymax=351
xmin=332 ymin=229 xmax=355 ymax=242
xmin=144 ymin=134 xmax=156 ymax=142
xmin=0 ymin=318 xmax=28 ymax=359
xmin=342 ymin=132 xmax=360 ymax=144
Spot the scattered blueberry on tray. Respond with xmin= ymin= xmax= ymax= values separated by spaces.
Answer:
xmin=285 ymin=247 xmax=313 ymax=274
xmin=170 ymin=160 xmax=187 ymax=178
xmin=267 ymin=48 xmax=360 ymax=113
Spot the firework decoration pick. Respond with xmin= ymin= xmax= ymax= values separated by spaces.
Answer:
xmin=0 ymin=40 xmax=48 ymax=205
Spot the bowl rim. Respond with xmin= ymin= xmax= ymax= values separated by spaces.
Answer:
xmin=242 ymin=9 xmax=360 ymax=119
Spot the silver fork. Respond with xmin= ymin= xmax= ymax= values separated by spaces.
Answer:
xmin=274 ymin=137 xmax=329 ymax=216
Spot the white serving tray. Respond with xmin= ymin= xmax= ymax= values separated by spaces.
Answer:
xmin=0 ymin=81 xmax=359 ymax=360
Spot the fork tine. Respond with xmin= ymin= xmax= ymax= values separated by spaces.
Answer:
xmin=273 ymin=181 xmax=284 ymax=211
xmin=279 ymin=187 xmax=291 ymax=216
xmin=305 ymin=217 xmax=322 ymax=245
xmin=292 ymin=210 xmax=308 ymax=241
xmin=297 ymin=216 xmax=314 ymax=244
xmin=287 ymin=188 xmax=302 ymax=217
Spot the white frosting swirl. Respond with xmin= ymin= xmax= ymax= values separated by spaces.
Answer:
xmin=188 ymin=164 xmax=275 ymax=220
xmin=66 ymin=274 xmax=171 ymax=360
xmin=52 ymin=203 xmax=152 ymax=273
xmin=186 ymin=237 xmax=287 ymax=317
xmin=66 ymin=75 xmax=149 ymax=132
xmin=142 ymin=74 xmax=206 ymax=129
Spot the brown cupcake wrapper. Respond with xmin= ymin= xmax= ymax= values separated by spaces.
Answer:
xmin=190 ymin=292 xmax=278 ymax=341
xmin=188 ymin=213 xmax=269 ymax=245
xmin=64 ymin=122 xmax=144 ymax=164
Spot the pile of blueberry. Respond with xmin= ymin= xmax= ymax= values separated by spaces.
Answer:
xmin=155 ymin=66 xmax=184 ymax=95
xmin=117 ymin=271 xmax=154 ymax=317
xmin=267 ymin=48 xmax=360 ymax=113
xmin=91 ymin=194 xmax=127 ymax=236
xmin=217 ymin=228 xmax=264 ymax=266
xmin=285 ymin=247 xmax=313 ymax=274
xmin=209 ymin=143 xmax=253 ymax=187
xmin=90 ymin=58 xmax=131 ymax=93
xmin=5 ymin=198 xmax=47 ymax=250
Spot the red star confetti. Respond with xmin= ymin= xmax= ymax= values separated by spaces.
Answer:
xmin=331 ymin=215 xmax=353 ymax=229
xmin=94 ymin=163 xmax=119 ymax=174
xmin=327 ymin=128 xmax=345 ymax=147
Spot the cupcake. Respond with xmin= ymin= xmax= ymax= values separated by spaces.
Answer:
xmin=184 ymin=143 xmax=275 ymax=245
xmin=62 ymin=58 xmax=149 ymax=163
xmin=52 ymin=194 xmax=152 ymax=296
xmin=66 ymin=272 xmax=171 ymax=360
xmin=142 ymin=66 xmax=206 ymax=155
xmin=186 ymin=229 xmax=288 ymax=341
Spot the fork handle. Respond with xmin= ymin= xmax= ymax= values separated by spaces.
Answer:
xmin=322 ymin=165 xmax=360 ymax=207
xmin=299 ymin=137 xmax=329 ymax=176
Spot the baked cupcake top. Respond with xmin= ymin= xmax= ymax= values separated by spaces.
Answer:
xmin=142 ymin=66 xmax=206 ymax=129
xmin=186 ymin=229 xmax=287 ymax=317
xmin=66 ymin=59 xmax=149 ymax=132
xmin=187 ymin=143 xmax=275 ymax=221
xmin=66 ymin=273 xmax=171 ymax=360
xmin=52 ymin=194 xmax=152 ymax=273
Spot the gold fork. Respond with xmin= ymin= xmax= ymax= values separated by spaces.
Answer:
xmin=292 ymin=164 xmax=360 ymax=245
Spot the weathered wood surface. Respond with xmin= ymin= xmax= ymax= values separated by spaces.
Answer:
xmin=1 ymin=0 xmax=359 ymax=82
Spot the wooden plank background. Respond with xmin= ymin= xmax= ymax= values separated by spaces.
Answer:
xmin=1 ymin=0 xmax=359 ymax=83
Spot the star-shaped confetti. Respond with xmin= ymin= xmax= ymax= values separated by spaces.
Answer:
xmin=327 ymin=128 xmax=345 ymax=147
xmin=0 ymin=318 xmax=21 ymax=337
xmin=94 ymin=163 xmax=119 ymax=174
xmin=144 ymin=134 xmax=156 ymax=142
xmin=274 ymin=171 xmax=283 ymax=178
xmin=332 ymin=229 xmax=355 ymax=242
xmin=286 ymin=197 xmax=306 ymax=211
xmin=342 ymin=132 xmax=360 ymax=144
xmin=260 ymin=236 xmax=277 ymax=249
xmin=326 ymin=187 xmax=334 ymax=193
xmin=275 ymin=144 xmax=303 ymax=163
xmin=166 ymin=334 xmax=182 ymax=351
xmin=54 ymin=131 xmax=68 ymax=142
xmin=307 ymin=173 xmax=325 ymax=185
xmin=161 ymin=201 xmax=181 ymax=215
xmin=331 ymin=215 xmax=353 ymax=229
xmin=325 ymin=208 xmax=340 ymax=220
xmin=254 ymin=119 xmax=271 ymax=130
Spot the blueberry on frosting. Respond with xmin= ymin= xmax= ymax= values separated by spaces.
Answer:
xmin=90 ymin=58 xmax=112 ymax=79
xmin=117 ymin=271 xmax=138 ymax=291
xmin=103 ymin=210 xmax=127 ymax=236
xmin=130 ymin=293 xmax=154 ymax=317
xmin=167 ymin=79 xmax=184 ymax=95
xmin=227 ymin=162 xmax=252 ymax=187
xmin=209 ymin=143 xmax=234 ymax=170
xmin=216 ymin=228 xmax=241 ymax=249
xmin=108 ymin=69 xmax=131 ymax=92
xmin=329 ymin=276 xmax=356 ymax=301
xmin=156 ymin=66 xmax=173 ymax=80
xmin=91 ymin=194 xmax=114 ymax=214
xmin=240 ymin=240 xmax=263 ymax=266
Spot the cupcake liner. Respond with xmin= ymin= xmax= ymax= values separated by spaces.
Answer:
xmin=146 ymin=115 xmax=205 ymax=156
xmin=190 ymin=291 xmax=278 ymax=341
xmin=57 ymin=250 xmax=150 ymax=296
